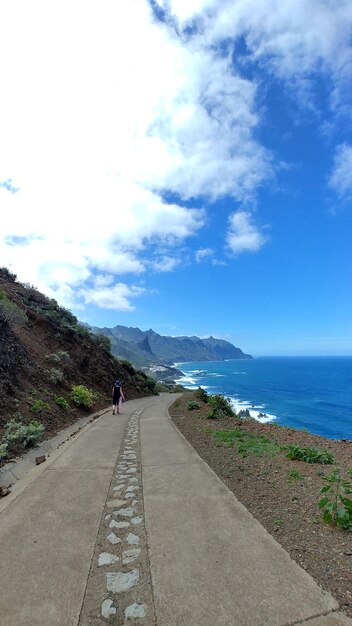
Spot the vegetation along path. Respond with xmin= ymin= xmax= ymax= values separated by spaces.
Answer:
xmin=170 ymin=391 xmax=352 ymax=620
xmin=0 ymin=393 xmax=351 ymax=625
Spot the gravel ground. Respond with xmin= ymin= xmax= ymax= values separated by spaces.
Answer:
xmin=169 ymin=392 xmax=352 ymax=618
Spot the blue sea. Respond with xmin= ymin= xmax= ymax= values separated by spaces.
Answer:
xmin=175 ymin=357 xmax=352 ymax=441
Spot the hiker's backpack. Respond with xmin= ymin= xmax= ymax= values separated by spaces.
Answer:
xmin=114 ymin=379 xmax=121 ymax=390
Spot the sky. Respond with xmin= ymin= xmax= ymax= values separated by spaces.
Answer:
xmin=1 ymin=0 xmax=352 ymax=356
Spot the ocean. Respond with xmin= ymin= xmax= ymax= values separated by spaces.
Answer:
xmin=175 ymin=356 xmax=352 ymax=441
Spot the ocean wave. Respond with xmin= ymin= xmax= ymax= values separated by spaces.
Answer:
xmin=228 ymin=397 xmax=276 ymax=424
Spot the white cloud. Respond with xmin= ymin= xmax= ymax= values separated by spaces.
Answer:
xmin=226 ymin=211 xmax=268 ymax=254
xmin=328 ymin=144 xmax=352 ymax=198
xmin=1 ymin=0 xmax=350 ymax=314
xmin=0 ymin=0 xmax=272 ymax=312
xmin=79 ymin=283 xmax=146 ymax=312
xmin=151 ymin=256 xmax=180 ymax=272
xmin=195 ymin=248 xmax=213 ymax=263
xmin=162 ymin=0 xmax=352 ymax=113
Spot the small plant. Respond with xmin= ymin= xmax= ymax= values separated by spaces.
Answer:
xmin=54 ymin=396 xmax=70 ymax=410
xmin=3 ymin=419 xmax=45 ymax=447
xmin=187 ymin=400 xmax=200 ymax=410
xmin=208 ymin=394 xmax=234 ymax=417
xmin=45 ymin=368 xmax=64 ymax=385
xmin=288 ymin=468 xmax=304 ymax=481
xmin=286 ymin=445 xmax=334 ymax=465
xmin=45 ymin=351 xmax=71 ymax=366
xmin=318 ymin=468 xmax=352 ymax=530
xmin=0 ymin=297 xmax=28 ymax=326
xmin=71 ymin=385 xmax=95 ymax=409
xmin=0 ymin=442 xmax=8 ymax=461
xmin=30 ymin=399 xmax=50 ymax=413
xmin=194 ymin=387 xmax=208 ymax=403
xmin=172 ymin=398 xmax=181 ymax=408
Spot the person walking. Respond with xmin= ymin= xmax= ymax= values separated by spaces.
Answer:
xmin=112 ymin=378 xmax=125 ymax=414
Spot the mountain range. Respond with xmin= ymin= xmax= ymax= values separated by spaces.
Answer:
xmin=90 ymin=324 xmax=252 ymax=369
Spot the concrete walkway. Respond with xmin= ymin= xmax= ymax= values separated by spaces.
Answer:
xmin=0 ymin=394 xmax=350 ymax=626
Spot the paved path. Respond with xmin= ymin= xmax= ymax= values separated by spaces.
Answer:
xmin=0 ymin=394 xmax=350 ymax=626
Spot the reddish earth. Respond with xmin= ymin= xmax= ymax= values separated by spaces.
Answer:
xmin=169 ymin=391 xmax=352 ymax=618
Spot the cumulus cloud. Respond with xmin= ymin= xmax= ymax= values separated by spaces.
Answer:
xmin=79 ymin=283 xmax=146 ymax=312
xmin=328 ymin=144 xmax=352 ymax=198
xmin=226 ymin=211 xmax=268 ymax=254
xmin=1 ymin=0 xmax=350 ymax=313
xmin=0 ymin=0 xmax=273 ymax=311
xmin=162 ymin=0 xmax=352 ymax=112
xmin=195 ymin=248 xmax=214 ymax=263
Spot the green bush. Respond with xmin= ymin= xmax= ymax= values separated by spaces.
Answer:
xmin=0 ymin=442 xmax=8 ymax=461
xmin=94 ymin=334 xmax=111 ymax=353
xmin=45 ymin=368 xmax=64 ymax=385
xmin=45 ymin=350 xmax=71 ymax=366
xmin=187 ymin=400 xmax=200 ymax=410
xmin=0 ymin=298 xmax=28 ymax=326
xmin=194 ymin=387 xmax=208 ymax=403
xmin=286 ymin=445 xmax=334 ymax=465
xmin=120 ymin=359 xmax=136 ymax=375
xmin=207 ymin=407 xmax=226 ymax=419
xmin=3 ymin=419 xmax=45 ymax=447
xmin=71 ymin=385 xmax=95 ymax=408
xmin=30 ymin=399 xmax=50 ymax=413
xmin=208 ymin=394 xmax=234 ymax=417
xmin=54 ymin=396 xmax=70 ymax=410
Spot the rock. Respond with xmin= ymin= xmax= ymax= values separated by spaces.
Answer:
xmin=238 ymin=409 xmax=250 ymax=418
xmin=35 ymin=455 xmax=46 ymax=465
xmin=0 ymin=485 xmax=11 ymax=497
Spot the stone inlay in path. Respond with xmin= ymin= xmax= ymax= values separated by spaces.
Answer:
xmin=78 ymin=406 xmax=154 ymax=625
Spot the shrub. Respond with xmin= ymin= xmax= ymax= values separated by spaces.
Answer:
xmin=0 ymin=442 xmax=8 ymax=461
xmin=46 ymin=351 xmax=71 ymax=366
xmin=288 ymin=469 xmax=304 ymax=481
xmin=286 ymin=445 xmax=334 ymax=465
xmin=155 ymin=382 xmax=169 ymax=393
xmin=45 ymin=368 xmax=64 ymax=385
xmin=71 ymin=385 xmax=95 ymax=408
xmin=0 ymin=298 xmax=28 ymax=326
xmin=54 ymin=396 xmax=70 ymax=410
xmin=3 ymin=419 xmax=45 ymax=447
xmin=319 ymin=468 xmax=352 ymax=530
xmin=120 ymin=359 xmax=136 ymax=375
xmin=0 ymin=267 xmax=17 ymax=282
xmin=187 ymin=401 xmax=200 ymax=410
xmin=94 ymin=334 xmax=111 ymax=353
xmin=208 ymin=394 xmax=234 ymax=417
xmin=30 ymin=399 xmax=50 ymax=413
xmin=207 ymin=406 xmax=229 ymax=419
xmin=171 ymin=384 xmax=185 ymax=392
xmin=194 ymin=387 xmax=208 ymax=403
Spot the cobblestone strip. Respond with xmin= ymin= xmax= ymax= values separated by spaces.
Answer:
xmin=79 ymin=408 xmax=155 ymax=626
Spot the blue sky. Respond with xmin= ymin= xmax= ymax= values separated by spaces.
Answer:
xmin=0 ymin=0 xmax=352 ymax=356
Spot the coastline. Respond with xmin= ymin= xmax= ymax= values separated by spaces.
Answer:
xmin=173 ymin=357 xmax=352 ymax=441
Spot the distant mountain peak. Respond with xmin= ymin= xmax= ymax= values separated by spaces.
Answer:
xmin=89 ymin=323 xmax=252 ymax=367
